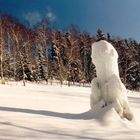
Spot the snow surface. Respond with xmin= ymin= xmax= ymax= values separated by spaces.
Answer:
xmin=0 ymin=82 xmax=140 ymax=140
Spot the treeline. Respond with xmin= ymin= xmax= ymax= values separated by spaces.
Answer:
xmin=0 ymin=15 xmax=140 ymax=90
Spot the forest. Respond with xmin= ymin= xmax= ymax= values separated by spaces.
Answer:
xmin=0 ymin=14 xmax=140 ymax=90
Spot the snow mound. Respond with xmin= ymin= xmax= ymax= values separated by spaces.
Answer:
xmin=87 ymin=101 xmax=133 ymax=126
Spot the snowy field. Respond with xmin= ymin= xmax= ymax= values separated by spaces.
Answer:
xmin=0 ymin=82 xmax=140 ymax=140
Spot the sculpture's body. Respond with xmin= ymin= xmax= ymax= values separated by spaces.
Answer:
xmin=90 ymin=40 xmax=133 ymax=120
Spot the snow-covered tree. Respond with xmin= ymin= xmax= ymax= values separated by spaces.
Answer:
xmin=90 ymin=40 xmax=133 ymax=120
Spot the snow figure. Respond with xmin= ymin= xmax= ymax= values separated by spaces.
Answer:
xmin=90 ymin=40 xmax=133 ymax=120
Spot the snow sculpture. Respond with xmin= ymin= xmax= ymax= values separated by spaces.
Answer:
xmin=90 ymin=40 xmax=133 ymax=120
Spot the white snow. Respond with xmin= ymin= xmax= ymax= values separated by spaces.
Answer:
xmin=0 ymin=82 xmax=140 ymax=140
xmin=91 ymin=40 xmax=119 ymax=83
xmin=91 ymin=40 xmax=133 ymax=120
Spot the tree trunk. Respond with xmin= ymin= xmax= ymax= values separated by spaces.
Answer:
xmin=0 ymin=18 xmax=5 ymax=84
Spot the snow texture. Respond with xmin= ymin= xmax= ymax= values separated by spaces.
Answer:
xmin=0 ymin=82 xmax=140 ymax=140
xmin=90 ymin=40 xmax=133 ymax=120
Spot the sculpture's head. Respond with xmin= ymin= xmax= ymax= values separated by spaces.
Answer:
xmin=91 ymin=40 xmax=118 ymax=65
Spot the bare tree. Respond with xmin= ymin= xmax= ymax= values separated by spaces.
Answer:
xmin=0 ymin=17 xmax=5 ymax=84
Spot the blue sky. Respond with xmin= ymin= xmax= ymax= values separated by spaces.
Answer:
xmin=0 ymin=0 xmax=140 ymax=41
